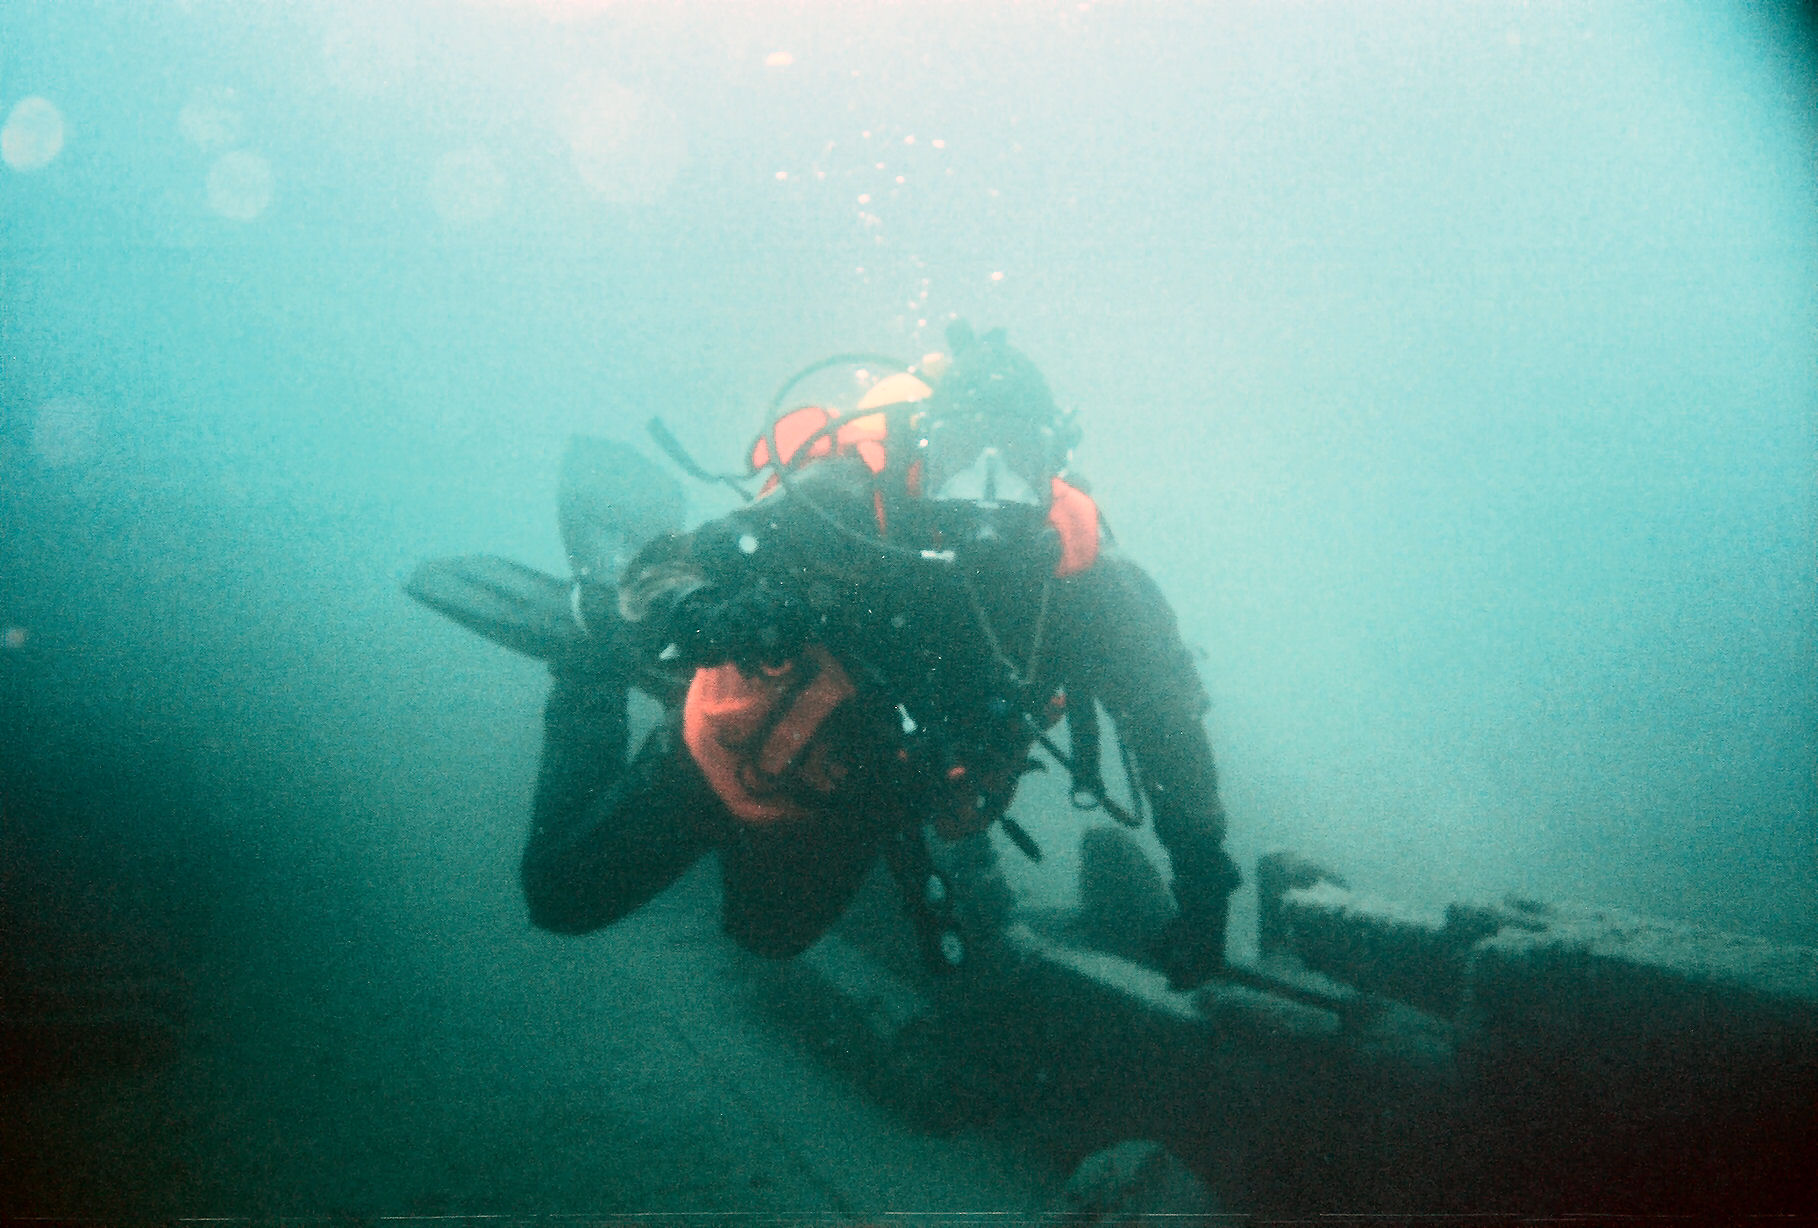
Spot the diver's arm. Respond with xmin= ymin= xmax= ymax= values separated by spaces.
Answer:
xmin=521 ymin=532 xmax=710 ymax=934
xmin=529 ymin=586 xmax=645 ymax=855
xmin=1069 ymin=550 xmax=1241 ymax=982
xmin=522 ymin=669 xmax=629 ymax=932
xmin=532 ymin=659 xmax=631 ymax=830
xmin=520 ymin=715 xmax=722 ymax=934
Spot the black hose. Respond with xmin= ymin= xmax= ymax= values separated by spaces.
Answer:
xmin=645 ymin=417 xmax=753 ymax=502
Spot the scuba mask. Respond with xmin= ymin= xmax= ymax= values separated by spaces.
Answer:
xmin=921 ymin=412 xmax=1056 ymax=510
xmin=918 ymin=320 xmax=1076 ymax=525
xmin=920 ymin=321 xmax=1077 ymax=503
xmin=918 ymin=412 xmax=1061 ymax=573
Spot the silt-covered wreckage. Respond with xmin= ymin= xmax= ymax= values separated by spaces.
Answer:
xmin=763 ymin=828 xmax=1817 ymax=1218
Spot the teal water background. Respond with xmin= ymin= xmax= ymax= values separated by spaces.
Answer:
xmin=1 ymin=1 xmax=1815 ymax=1212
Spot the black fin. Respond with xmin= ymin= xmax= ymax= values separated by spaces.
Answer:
xmin=559 ymin=435 xmax=687 ymax=580
xmin=404 ymin=554 xmax=582 ymax=662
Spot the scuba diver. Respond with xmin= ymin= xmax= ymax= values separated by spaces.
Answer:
xmin=505 ymin=321 xmax=1241 ymax=990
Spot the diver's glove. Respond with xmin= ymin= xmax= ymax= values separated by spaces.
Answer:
xmin=1155 ymin=854 xmax=1242 ymax=991
xmin=669 ymin=579 xmax=816 ymax=674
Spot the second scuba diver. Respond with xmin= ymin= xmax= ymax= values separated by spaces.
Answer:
xmin=520 ymin=322 xmax=1242 ymax=990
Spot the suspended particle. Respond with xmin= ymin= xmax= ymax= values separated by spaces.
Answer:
xmin=764 ymin=51 xmax=794 ymax=68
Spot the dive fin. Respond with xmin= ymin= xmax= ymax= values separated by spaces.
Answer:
xmin=559 ymin=435 xmax=688 ymax=579
xmin=404 ymin=554 xmax=582 ymax=662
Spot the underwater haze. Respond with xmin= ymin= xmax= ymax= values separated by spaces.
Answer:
xmin=3 ymin=0 xmax=1815 ymax=1217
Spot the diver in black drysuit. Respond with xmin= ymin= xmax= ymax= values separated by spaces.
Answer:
xmin=528 ymin=538 xmax=1237 ymax=973
xmin=521 ymin=336 xmax=1241 ymax=989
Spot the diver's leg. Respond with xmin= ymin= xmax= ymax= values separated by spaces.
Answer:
xmin=521 ymin=696 xmax=722 ymax=935
xmin=934 ymin=831 xmax=1017 ymax=937
xmin=718 ymin=811 xmax=884 ymax=959
xmin=1068 ymin=554 xmax=1241 ymax=985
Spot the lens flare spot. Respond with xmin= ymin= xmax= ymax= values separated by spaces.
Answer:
xmin=2 ymin=97 xmax=66 ymax=172
xmin=207 ymin=150 xmax=275 ymax=222
xmin=429 ymin=146 xmax=506 ymax=225
xmin=32 ymin=396 xmax=101 ymax=467
xmin=559 ymin=74 xmax=686 ymax=205
xmin=178 ymin=86 xmax=244 ymax=153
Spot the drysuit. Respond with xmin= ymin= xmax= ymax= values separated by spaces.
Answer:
xmin=520 ymin=460 xmax=1241 ymax=987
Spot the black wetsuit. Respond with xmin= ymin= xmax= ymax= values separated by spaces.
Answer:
xmin=519 ymin=468 xmax=1240 ymax=971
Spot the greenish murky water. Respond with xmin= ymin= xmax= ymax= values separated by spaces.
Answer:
xmin=3 ymin=0 xmax=1813 ymax=1217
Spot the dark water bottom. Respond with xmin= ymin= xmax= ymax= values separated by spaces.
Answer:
xmin=2 ymin=866 xmax=1062 ymax=1221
